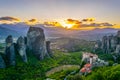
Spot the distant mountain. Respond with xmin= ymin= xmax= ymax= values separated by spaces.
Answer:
xmin=0 ymin=26 xmax=20 ymax=39
xmin=88 ymin=28 xmax=118 ymax=34
xmin=0 ymin=23 xmax=29 ymax=35
xmin=0 ymin=23 xmax=119 ymax=41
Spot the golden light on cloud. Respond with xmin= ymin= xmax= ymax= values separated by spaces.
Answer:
xmin=26 ymin=19 xmax=38 ymax=25
xmin=60 ymin=20 xmax=75 ymax=28
xmin=44 ymin=18 xmax=116 ymax=30
xmin=59 ymin=19 xmax=81 ymax=29
xmin=44 ymin=19 xmax=81 ymax=29
xmin=44 ymin=21 xmax=61 ymax=27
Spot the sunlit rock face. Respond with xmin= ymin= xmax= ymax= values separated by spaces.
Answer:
xmin=17 ymin=36 xmax=27 ymax=62
xmin=0 ymin=55 xmax=6 ymax=68
xmin=5 ymin=35 xmax=16 ymax=66
xmin=27 ymin=27 xmax=49 ymax=60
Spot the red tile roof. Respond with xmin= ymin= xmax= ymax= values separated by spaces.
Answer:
xmin=84 ymin=63 xmax=92 ymax=68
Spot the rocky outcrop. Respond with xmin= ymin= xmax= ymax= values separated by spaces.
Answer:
xmin=17 ymin=36 xmax=27 ymax=62
xmin=110 ymin=35 xmax=117 ymax=52
xmin=2 ymin=26 xmax=51 ymax=67
xmin=117 ymin=31 xmax=120 ymax=37
xmin=0 ymin=55 xmax=6 ymax=68
xmin=93 ymin=40 xmax=102 ymax=53
xmin=27 ymin=27 xmax=50 ymax=60
xmin=94 ymin=30 xmax=120 ymax=55
xmin=46 ymin=41 xmax=52 ymax=55
xmin=101 ymin=36 xmax=108 ymax=53
xmin=5 ymin=35 xmax=16 ymax=66
xmin=115 ymin=44 xmax=120 ymax=55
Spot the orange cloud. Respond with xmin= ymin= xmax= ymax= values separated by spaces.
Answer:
xmin=44 ymin=21 xmax=61 ymax=27
xmin=66 ymin=19 xmax=81 ymax=24
xmin=26 ymin=19 xmax=38 ymax=25
xmin=61 ymin=19 xmax=81 ymax=29
xmin=44 ymin=18 xmax=116 ymax=30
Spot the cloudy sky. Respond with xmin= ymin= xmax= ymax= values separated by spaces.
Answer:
xmin=0 ymin=0 xmax=120 ymax=29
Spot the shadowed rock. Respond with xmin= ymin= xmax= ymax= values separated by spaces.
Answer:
xmin=46 ymin=41 xmax=52 ymax=56
xmin=93 ymin=40 xmax=102 ymax=53
xmin=110 ymin=35 xmax=117 ymax=52
xmin=101 ymin=36 xmax=108 ymax=53
xmin=0 ymin=55 xmax=6 ymax=68
xmin=94 ymin=30 xmax=120 ymax=54
xmin=17 ymin=36 xmax=27 ymax=62
xmin=117 ymin=30 xmax=120 ymax=37
xmin=5 ymin=35 xmax=16 ymax=66
xmin=27 ymin=27 xmax=49 ymax=60
xmin=115 ymin=44 xmax=120 ymax=55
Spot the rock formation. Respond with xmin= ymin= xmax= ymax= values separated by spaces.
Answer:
xmin=0 ymin=55 xmax=6 ymax=68
xmin=101 ymin=36 xmax=108 ymax=53
xmin=5 ymin=35 xmax=16 ymax=66
xmin=115 ymin=44 xmax=120 ymax=55
xmin=27 ymin=27 xmax=50 ymax=60
xmin=17 ymin=36 xmax=27 ymax=62
xmin=2 ymin=26 xmax=51 ymax=68
xmin=117 ymin=30 xmax=120 ymax=37
xmin=93 ymin=40 xmax=102 ymax=53
xmin=110 ymin=35 xmax=117 ymax=52
xmin=46 ymin=41 xmax=52 ymax=55
xmin=94 ymin=30 xmax=120 ymax=55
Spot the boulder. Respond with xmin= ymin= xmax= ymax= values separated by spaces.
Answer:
xmin=17 ymin=36 xmax=27 ymax=62
xmin=5 ymin=35 xmax=16 ymax=66
xmin=27 ymin=27 xmax=49 ymax=60
xmin=0 ymin=55 xmax=6 ymax=68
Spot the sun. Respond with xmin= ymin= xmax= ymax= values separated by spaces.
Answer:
xmin=59 ymin=20 xmax=75 ymax=29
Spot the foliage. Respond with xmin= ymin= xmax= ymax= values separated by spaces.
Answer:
xmin=0 ymin=50 xmax=82 ymax=80
xmin=87 ymin=65 xmax=120 ymax=80
xmin=67 ymin=74 xmax=85 ymax=80
xmin=68 ymin=65 xmax=120 ymax=80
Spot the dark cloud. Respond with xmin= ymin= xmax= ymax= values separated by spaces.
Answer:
xmin=82 ymin=18 xmax=95 ymax=22
xmin=81 ymin=23 xmax=100 ymax=27
xmin=28 ymin=19 xmax=37 ymax=22
xmin=26 ymin=19 xmax=38 ymax=25
xmin=101 ymin=22 xmax=114 ymax=26
xmin=81 ymin=22 xmax=114 ymax=27
xmin=0 ymin=16 xmax=20 ymax=22
xmin=44 ymin=21 xmax=61 ymax=27
xmin=66 ymin=19 xmax=82 ymax=24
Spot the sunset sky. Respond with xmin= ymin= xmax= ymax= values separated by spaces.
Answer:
xmin=0 ymin=0 xmax=120 ymax=29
